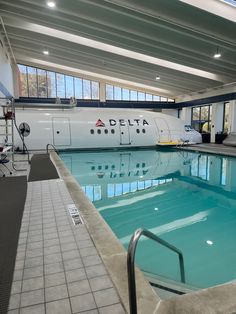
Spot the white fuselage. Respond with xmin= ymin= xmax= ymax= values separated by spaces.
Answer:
xmin=13 ymin=107 xmax=202 ymax=150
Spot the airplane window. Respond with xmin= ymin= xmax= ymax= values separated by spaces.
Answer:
xmin=184 ymin=125 xmax=193 ymax=132
xmin=97 ymin=129 xmax=101 ymax=134
xmin=136 ymin=129 xmax=140 ymax=134
xmin=142 ymin=163 xmax=145 ymax=167
xmin=142 ymin=129 xmax=146 ymax=133
xmin=90 ymin=129 xmax=94 ymax=134
xmin=111 ymin=129 xmax=115 ymax=134
xmin=98 ymin=166 xmax=102 ymax=170
xmin=91 ymin=166 xmax=95 ymax=171
xmin=104 ymin=129 xmax=108 ymax=134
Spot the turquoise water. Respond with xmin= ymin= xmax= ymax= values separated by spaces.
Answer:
xmin=60 ymin=149 xmax=236 ymax=289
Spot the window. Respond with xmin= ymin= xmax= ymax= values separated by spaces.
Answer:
xmin=91 ymin=81 xmax=99 ymax=99
xmin=201 ymin=106 xmax=210 ymax=133
xmin=97 ymin=129 xmax=101 ymax=134
xmin=130 ymin=90 xmax=138 ymax=101
xmin=105 ymin=83 xmax=165 ymax=102
xmin=106 ymin=85 xmax=113 ymax=100
xmin=37 ymin=69 xmax=47 ymax=97
xmin=191 ymin=105 xmax=211 ymax=133
xmin=153 ymin=95 xmax=160 ymax=101
xmin=75 ymin=78 xmax=83 ymax=99
xmin=111 ymin=129 xmax=115 ymax=134
xmin=142 ymin=129 xmax=146 ymax=133
xmin=90 ymin=129 xmax=94 ymax=134
xmin=65 ymin=75 xmax=74 ymax=98
xmin=114 ymin=86 xmax=122 ymax=100
xmin=83 ymin=79 xmax=91 ymax=99
xmin=146 ymin=93 xmax=152 ymax=101
xmin=192 ymin=107 xmax=201 ymax=132
xmin=136 ymin=129 xmax=140 ymax=133
xmin=104 ymin=129 xmax=108 ymax=134
xmin=18 ymin=65 xmax=28 ymax=97
xmin=27 ymin=67 xmax=37 ymax=97
xmin=138 ymin=92 xmax=145 ymax=101
xmin=47 ymin=71 xmax=56 ymax=97
xmin=56 ymin=73 xmax=65 ymax=98
xmin=122 ymin=88 xmax=130 ymax=100
xmin=17 ymin=64 xmax=100 ymax=100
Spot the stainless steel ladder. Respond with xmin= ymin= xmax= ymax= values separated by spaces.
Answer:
xmin=127 ymin=228 xmax=185 ymax=314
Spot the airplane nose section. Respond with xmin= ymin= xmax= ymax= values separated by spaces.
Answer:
xmin=193 ymin=132 xmax=202 ymax=143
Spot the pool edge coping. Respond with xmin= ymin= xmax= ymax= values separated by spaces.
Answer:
xmin=50 ymin=151 xmax=161 ymax=314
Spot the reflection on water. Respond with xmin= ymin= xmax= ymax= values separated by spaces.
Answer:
xmin=60 ymin=149 xmax=236 ymax=289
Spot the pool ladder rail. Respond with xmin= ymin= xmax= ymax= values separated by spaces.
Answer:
xmin=127 ymin=228 xmax=185 ymax=314
xmin=46 ymin=143 xmax=59 ymax=155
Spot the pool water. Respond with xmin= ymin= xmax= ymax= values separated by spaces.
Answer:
xmin=60 ymin=149 xmax=236 ymax=289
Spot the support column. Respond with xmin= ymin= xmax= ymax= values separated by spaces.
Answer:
xmin=12 ymin=63 xmax=19 ymax=98
xmin=180 ymin=107 xmax=192 ymax=124
xmin=210 ymin=102 xmax=224 ymax=143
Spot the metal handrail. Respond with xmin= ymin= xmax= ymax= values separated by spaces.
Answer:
xmin=46 ymin=143 xmax=59 ymax=154
xmin=127 ymin=228 xmax=185 ymax=314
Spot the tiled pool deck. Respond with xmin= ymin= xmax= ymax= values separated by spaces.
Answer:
xmin=8 ymin=179 xmax=126 ymax=314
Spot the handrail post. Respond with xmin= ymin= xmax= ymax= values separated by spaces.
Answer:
xmin=46 ymin=143 xmax=58 ymax=154
xmin=127 ymin=229 xmax=142 ymax=314
xmin=127 ymin=228 xmax=185 ymax=314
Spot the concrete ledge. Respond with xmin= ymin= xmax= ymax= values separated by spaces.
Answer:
xmin=157 ymin=282 xmax=236 ymax=314
xmin=51 ymin=152 xmax=161 ymax=314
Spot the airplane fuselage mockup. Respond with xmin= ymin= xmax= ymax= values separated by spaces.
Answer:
xmin=13 ymin=107 xmax=202 ymax=150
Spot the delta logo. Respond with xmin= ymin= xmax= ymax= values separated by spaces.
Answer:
xmin=96 ymin=119 xmax=105 ymax=127
xmin=95 ymin=118 xmax=149 ymax=127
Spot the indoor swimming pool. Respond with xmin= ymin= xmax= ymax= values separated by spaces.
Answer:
xmin=60 ymin=148 xmax=236 ymax=290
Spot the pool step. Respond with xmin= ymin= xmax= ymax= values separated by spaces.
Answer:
xmin=143 ymin=271 xmax=199 ymax=300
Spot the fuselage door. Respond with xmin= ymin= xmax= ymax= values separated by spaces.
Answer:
xmin=119 ymin=123 xmax=130 ymax=145
xmin=52 ymin=117 xmax=71 ymax=146
xmin=154 ymin=118 xmax=170 ymax=143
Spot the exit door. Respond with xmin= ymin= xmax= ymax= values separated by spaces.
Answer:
xmin=52 ymin=117 xmax=71 ymax=146
xmin=119 ymin=124 xmax=130 ymax=145
xmin=155 ymin=118 xmax=170 ymax=143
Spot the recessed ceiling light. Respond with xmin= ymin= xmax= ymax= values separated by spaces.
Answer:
xmin=43 ymin=50 xmax=49 ymax=55
xmin=214 ymin=52 xmax=221 ymax=58
xmin=47 ymin=1 xmax=56 ymax=8
xmin=213 ymin=46 xmax=221 ymax=58
xmin=156 ymin=76 xmax=160 ymax=80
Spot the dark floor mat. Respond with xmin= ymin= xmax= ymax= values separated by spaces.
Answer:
xmin=0 ymin=176 xmax=27 ymax=314
xmin=28 ymin=154 xmax=59 ymax=182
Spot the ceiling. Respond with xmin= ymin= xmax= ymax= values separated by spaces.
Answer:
xmin=0 ymin=0 xmax=236 ymax=98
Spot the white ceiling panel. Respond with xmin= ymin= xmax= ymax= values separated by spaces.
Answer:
xmin=0 ymin=0 xmax=235 ymax=97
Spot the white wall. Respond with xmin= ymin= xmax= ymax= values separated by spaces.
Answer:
xmin=179 ymin=107 xmax=192 ymax=123
xmin=162 ymin=109 xmax=178 ymax=117
xmin=0 ymin=34 xmax=14 ymax=98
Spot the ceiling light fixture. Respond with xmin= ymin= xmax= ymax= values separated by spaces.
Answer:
xmin=47 ymin=1 xmax=56 ymax=8
xmin=213 ymin=47 xmax=221 ymax=59
xmin=43 ymin=50 xmax=49 ymax=55
xmin=156 ymin=76 xmax=160 ymax=80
